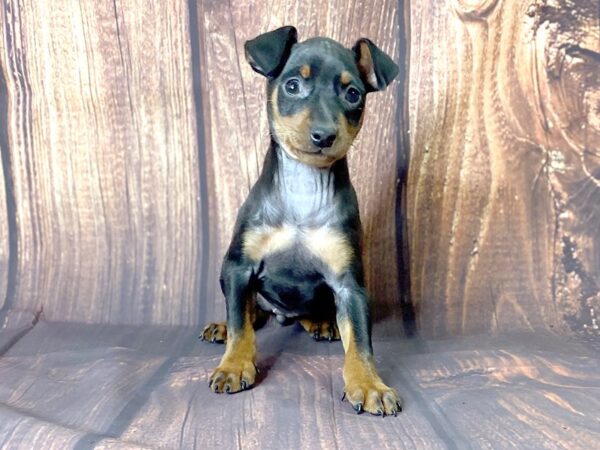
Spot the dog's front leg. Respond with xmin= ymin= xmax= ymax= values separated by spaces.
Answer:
xmin=209 ymin=261 xmax=257 ymax=393
xmin=334 ymin=278 xmax=402 ymax=415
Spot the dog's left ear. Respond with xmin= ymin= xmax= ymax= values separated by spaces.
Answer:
xmin=245 ymin=26 xmax=298 ymax=79
xmin=353 ymin=38 xmax=399 ymax=92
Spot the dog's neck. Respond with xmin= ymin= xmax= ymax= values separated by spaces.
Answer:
xmin=271 ymin=144 xmax=338 ymax=224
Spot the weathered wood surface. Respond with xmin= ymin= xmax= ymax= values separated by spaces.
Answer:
xmin=0 ymin=0 xmax=206 ymax=325
xmin=1 ymin=0 xmax=598 ymax=337
xmin=0 ymin=50 xmax=7 ymax=312
xmin=408 ymin=0 xmax=600 ymax=336
xmin=0 ymin=146 xmax=7 ymax=312
xmin=195 ymin=0 xmax=405 ymax=322
xmin=0 ymin=322 xmax=598 ymax=449
xmin=0 ymin=0 xmax=405 ymax=328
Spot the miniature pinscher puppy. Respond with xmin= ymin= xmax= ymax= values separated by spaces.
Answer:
xmin=201 ymin=26 xmax=401 ymax=416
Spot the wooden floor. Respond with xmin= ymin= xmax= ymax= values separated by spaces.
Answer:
xmin=0 ymin=318 xmax=598 ymax=449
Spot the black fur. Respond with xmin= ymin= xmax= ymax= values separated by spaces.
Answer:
xmin=219 ymin=26 xmax=397 ymax=358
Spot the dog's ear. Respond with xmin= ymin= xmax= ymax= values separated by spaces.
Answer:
xmin=352 ymin=38 xmax=399 ymax=92
xmin=244 ymin=26 xmax=298 ymax=79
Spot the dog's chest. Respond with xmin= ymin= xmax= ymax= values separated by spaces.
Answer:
xmin=242 ymin=224 xmax=352 ymax=275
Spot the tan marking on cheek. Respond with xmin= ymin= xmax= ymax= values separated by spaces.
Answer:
xmin=271 ymin=88 xmax=333 ymax=166
xmin=329 ymin=113 xmax=362 ymax=160
xmin=339 ymin=113 xmax=362 ymax=140
xmin=340 ymin=70 xmax=352 ymax=85
xmin=243 ymin=225 xmax=296 ymax=261
xmin=300 ymin=64 xmax=311 ymax=79
xmin=304 ymin=227 xmax=353 ymax=274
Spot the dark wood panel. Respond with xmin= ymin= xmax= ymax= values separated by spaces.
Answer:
xmin=407 ymin=0 xmax=600 ymax=336
xmin=0 ymin=0 xmax=205 ymax=325
xmin=0 ymin=148 xmax=7 ymax=311
xmin=196 ymin=0 xmax=404 ymax=323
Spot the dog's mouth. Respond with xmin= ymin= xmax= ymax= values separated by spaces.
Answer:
xmin=287 ymin=143 xmax=339 ymax=165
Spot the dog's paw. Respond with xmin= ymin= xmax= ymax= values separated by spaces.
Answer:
xmin=209 ymin=359 xmax=257 ymax=394
xmin=299 ymin=319 xmax=340 ymax=342
xmin=342 ymin=380 xmax=402 ymax=416
xmin=200 ymin=322 xmax=227 ymax=343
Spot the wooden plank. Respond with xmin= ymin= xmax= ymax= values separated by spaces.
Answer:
xmin=0 ymin=1 xmax=205 ymax=325
xmin=1 ymin=323 xmax=598 ymax=449
xmin=407 ymin=0 xmax=600 ymax=336
xmin=195 ymin=0 xmax=403 ymax=322
xmin=0 ymin=18 xmax=8 ymax=312
xmin=0 ymin=145 xmax=7 ymax=312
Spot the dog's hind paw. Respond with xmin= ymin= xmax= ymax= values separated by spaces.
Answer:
xmin=200 ymin=322 xmax=227 ymax=343
xmin=299 ymin=319 xmax=341 ymax=342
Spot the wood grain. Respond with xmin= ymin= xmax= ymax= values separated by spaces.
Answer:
xmin=0 ymin=0 xmax=205 ymax=325
xmin=407 ymin=0 xmax=600 ymax=336
xmin=0 ymin=31 xmax=8 ymax=313
xmin=0 ymin=146 xmax=7 ymax=312
xmin=195 ymin=0 xmax=404 ymax=322
xmin=1 ymin=322 xmax=598 ymax=449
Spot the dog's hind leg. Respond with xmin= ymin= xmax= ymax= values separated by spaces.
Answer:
xmin=200 ymin=304 xmax=270 ymax=343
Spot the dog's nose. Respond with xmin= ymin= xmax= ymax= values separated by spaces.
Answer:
xmin=310 ymin=129 xmax=337 ymax=148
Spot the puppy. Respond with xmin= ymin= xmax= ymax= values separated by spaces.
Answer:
xmin=202 ymin=26 xmax=401 ymax=416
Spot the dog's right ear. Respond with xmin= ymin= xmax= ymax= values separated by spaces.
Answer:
xmin=244 ymin=26 xmax=298 ymax=79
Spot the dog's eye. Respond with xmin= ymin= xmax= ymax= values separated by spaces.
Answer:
xmin=345 ymin=87 xmax=361 ymax=104
xmin=285 ymin=79 xmax=301 ymax=95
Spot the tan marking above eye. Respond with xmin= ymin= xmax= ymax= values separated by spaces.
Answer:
xmin=340 ymin=70 xmax=353 ymax=85
xmin=300 ymin=64 xmax=311 ymax=79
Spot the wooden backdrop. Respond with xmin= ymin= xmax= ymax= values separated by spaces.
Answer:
xmin=408 ymin=0 xmax=599 ymax=337
xmin=0 ymin=0 xmax=405 ymax=328
xmin=0 ymin=0 xmax=597 ymax=337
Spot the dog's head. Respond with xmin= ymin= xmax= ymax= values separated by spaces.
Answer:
xmin=245 ymin=26 xmax=398 ymax=168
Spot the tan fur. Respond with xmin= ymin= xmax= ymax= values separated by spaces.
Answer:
xmin=340 ymin=70 xmax=352 ymax=85
xmin=243 ymin=225 xmax=296 ymax=261
xmin=201 ymin=321 xmax=227 ymax=342
xmin=300 ymin=64 xmax=311 ymax=79
xmin=299 ymin=318 xmax=340 ymax=340
xmin=271 ymin=89 xmax=361 ymax=167
xmin=305 ymin=227 xmax=353 ymax=274
xmin=338 ymin=319 xmax=401 ymax=415
xmin=210 ymin=296 xmax=257 ymax=393
xmin=357 ymin=42 xmax=378 ymax=89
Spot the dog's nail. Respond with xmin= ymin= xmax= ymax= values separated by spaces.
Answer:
xmin=397 ymin=402 xmax=402 ymax=411
xmin=225 ymin=385 xmax=230 ymax=393
xmin=254 ymin=364 xmax=261 ymax=374
xmin=393 ymin=409 xmax=397 ymax=417
xmin=341 ymin=392 xmax=346 ymax=402
xmin=377 ymin=409 xmax=383 ymax=416
xmin=354 ymin=403 xmax=363 ymax=414
xmin=241 ymin=380 xmax=247 ymax=390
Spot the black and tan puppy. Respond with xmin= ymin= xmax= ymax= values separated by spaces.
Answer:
xmin=201 ymin=26 xmax=401 ymax=416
